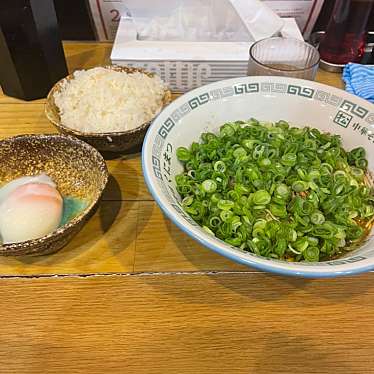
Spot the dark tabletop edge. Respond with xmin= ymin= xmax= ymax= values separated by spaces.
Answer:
xmin=0 ymin=270 xmax=263 ymax=280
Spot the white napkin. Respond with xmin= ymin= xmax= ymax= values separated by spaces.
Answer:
xmin=229 ymin=0 xmax=285 ymax=41
xmin=123 ymin=0 xmax=284 ymax=42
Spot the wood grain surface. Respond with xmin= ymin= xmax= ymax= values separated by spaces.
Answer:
xmin=0 ymin=42 xmax=345 ymax=276
xmin=1 ymin=272 xmax=374 ymax=374
xmin=1 ymin=42 xmax=373 ymax=374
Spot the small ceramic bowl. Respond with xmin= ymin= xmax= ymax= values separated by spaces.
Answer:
xmin=143 ymin=75 xmax=374 ymax=278
xmin=45 ymin=65 xmax=172 ymax=153
xmin=0 ymin=134 xmax=108 ymax=256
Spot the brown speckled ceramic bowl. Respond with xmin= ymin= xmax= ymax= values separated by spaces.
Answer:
xmin=45 ymin=65 xmax=172 ymax=153
xmin=0 ymin=134 xmax=108 ymax=256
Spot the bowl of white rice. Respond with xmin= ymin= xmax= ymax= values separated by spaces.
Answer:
xmin=45 ymin=66 xmax=172 ymax=153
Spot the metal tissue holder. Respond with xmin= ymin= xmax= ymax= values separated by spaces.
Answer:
xmin=310 ymin=31 xmax=374 ymax=73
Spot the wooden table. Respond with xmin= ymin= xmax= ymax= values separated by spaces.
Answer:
xmin=1 ymin=42 xmax=372 ymax=373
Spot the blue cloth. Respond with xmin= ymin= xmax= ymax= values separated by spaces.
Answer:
xmin=342 ymin=63 xmax=374 ymax=103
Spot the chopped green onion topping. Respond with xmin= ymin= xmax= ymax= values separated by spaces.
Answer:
xmin=202 ymin=179 xmax=217 ymax=193
xmin=311 ymin=211 xmax=325 ymax=225
xmin=176 ymin=147 xmax=191 ymax=162
xmin=252 ymin=190 xmax=271 ymax=205
xmin=175 ymin=120 xmax=374 ymax=262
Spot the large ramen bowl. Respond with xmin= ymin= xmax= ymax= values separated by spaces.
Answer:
xmin=142 ymin=76 xmax=374 ymax=278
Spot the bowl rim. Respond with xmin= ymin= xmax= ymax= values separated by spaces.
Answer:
xmin=0 ymin=133 xmax=109 ymax=253
xmin=45 ymin=65 xmax=172 ymax=138
xmin=142 ymin=75 xmax=374 ymax=278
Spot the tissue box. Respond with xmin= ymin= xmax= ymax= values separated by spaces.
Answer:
xmin=111 ymin=17 xmax=303 ymax=93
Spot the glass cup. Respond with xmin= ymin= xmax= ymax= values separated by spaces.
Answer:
xmin=248 ymin=37 xmax=320 ymax=80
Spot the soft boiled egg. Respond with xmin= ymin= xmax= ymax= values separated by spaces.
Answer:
xmin=0 ymin=174 xmax=63 ymax=244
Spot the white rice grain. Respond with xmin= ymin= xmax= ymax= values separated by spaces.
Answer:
xmin=53 ymin=67 xmax=166 ymax=133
